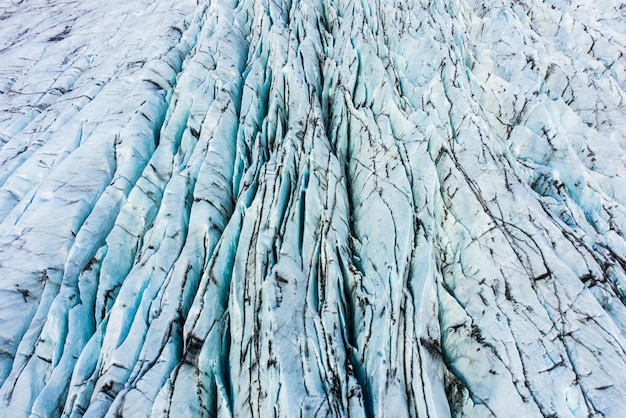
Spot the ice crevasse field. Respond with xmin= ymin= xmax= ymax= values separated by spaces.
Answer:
xmin=1 ymin=0 xmax=626 ymax=416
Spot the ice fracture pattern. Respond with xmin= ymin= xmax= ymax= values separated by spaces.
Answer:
xmin=1 ymin=0 xmax=626 ymax=416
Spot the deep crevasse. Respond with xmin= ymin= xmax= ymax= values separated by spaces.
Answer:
xmin=0 ymin=0 xmax=626 ymax=416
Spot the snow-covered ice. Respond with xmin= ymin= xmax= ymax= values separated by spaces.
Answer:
xmin=1 ymin=0 xmax=626 ymax=416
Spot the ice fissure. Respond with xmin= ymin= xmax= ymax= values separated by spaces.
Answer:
xmin=1 ymin=0 xmax=626 ymax=416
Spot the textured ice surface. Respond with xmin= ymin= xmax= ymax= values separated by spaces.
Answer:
xmin=1 ymin=0 xmax=626 ymax=416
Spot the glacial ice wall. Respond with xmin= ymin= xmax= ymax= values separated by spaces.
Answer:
xmin=1 ymin=0 xmax=626 ymax=416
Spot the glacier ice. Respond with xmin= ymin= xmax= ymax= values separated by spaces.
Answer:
xmin=1 ymin=0 xmax=626 ymax=416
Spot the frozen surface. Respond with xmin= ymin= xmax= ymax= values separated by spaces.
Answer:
xmin=1 ymin=0 xmax=626 ymax=416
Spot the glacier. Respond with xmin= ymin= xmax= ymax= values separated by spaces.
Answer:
xmin=1 ymin=0 xmax=626 ymax=416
